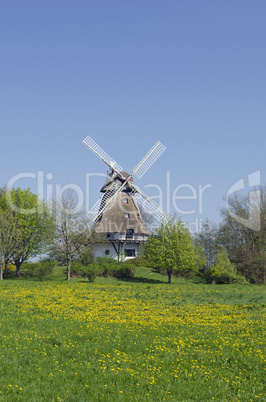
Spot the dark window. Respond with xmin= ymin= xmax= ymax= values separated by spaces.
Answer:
xmin=105 ymin=250 xmax=110 ymax=255
xmin=125 ymin=249 xmax=135 ymax=257
xmin=125 ymin=213 xmax=130 ymax=218
xmin=126 ymin=229 xmax=134 ymax=238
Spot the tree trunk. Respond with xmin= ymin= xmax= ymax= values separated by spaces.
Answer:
xmin=4 ymin=260 xmax=9 ymax=276
xmin=0 ymin=264 xmax=3 ymax=281
xmin=67 ymin=259 xmax=71 ymax=281
xmin=16 ymin=261 xmax=22 ymax=277
xmin=167 ymin=268 xmax=172 ymax=284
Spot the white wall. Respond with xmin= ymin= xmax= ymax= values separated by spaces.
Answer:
xmin=93 ymin=243 xmax=139 ymax=259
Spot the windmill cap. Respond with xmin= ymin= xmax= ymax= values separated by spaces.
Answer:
xmin=101 ymin=171 xmax=135 ymax=193
xmin=120 ymin=171 xmax=130 ymax=178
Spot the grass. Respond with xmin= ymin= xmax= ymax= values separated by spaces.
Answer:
xmin=0 ymin=267 xmax=265 ymax=401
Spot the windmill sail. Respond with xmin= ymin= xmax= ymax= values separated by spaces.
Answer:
xmin=134 ymin=188 xmax=169 ymax=223
xmin=83 ymin=135 xmax=169 ymax=250
xmin=83 ymin=136 xmax=123 ymax=175
xmin=133 ymin=140 xmax=166 ymax=179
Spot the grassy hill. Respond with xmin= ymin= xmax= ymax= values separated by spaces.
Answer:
xmin=0 ymin=267 xmax=265 ymax=401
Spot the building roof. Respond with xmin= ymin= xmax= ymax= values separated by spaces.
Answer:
xmin=93 ymin=192 xmax=149 ymax=235
xmin=100 ymin=171 xmax=136 ymax=193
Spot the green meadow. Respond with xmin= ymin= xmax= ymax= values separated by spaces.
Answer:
xmin=0 ymin=267 xmax=265 ymax=401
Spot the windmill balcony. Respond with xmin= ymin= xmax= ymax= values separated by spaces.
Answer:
xmin=105 ymin=232 xmax=149 ymax=243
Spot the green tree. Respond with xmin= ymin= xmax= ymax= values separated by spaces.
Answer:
xmin=0 ymin=188 xmax=55 ymax=277
xmin=204 ymin=247 xmax=247 ymax=284
xmin=144 ymin=217 xmax=197 ymax=283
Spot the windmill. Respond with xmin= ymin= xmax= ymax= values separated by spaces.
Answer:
xmin=82 ymin=136 xmax=169 ymax=259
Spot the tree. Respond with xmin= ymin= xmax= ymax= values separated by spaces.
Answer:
xmin=50 ymin=191 xmax=103 ymax=280
xmin=144 ymin=217 xmax=197 ymax=283
xmin=194 ymin=219 xmax=218 ymax=269
xmin=0 ymin=185 xmax=7 ymax=199
xmin=217 ymin=185 xmax=266 ymax=283
xmin=138 ymin=204 xmax=157 ymax=234
xmin=0 ymin=188 xmax=55 ymax=277
xmin=0 ymin=210 xmax=22 ymax=280
xmin=204 ymin=247 xmax=247 ymax=284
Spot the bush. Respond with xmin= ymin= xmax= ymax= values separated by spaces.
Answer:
xmin=95 ymin=257 xmax=116 ymax=266
xmin=8 ymin=264 xmax=16 ymax=272
xmin=204 ymin=268 xmax=248 ymax=284
xmin=71 ymin=261 xmax=101 ymax=282
xmin=70 ymin=262 xmax=85 ymax=277
xmin=70 ymin=258 xmax=136 ymax=281
xmin=77 ymin=251 xmax=95 ymax=266
xmin=113 ymin=262 xmax=136 ymax=279
xmin=84 ymin=264 xmax=99 ymax=282
xmin=22 ymin=261 xmax=56 ymax=280
xmin=204 ymin=248 xmax=248 ymax=284
xmin=94 ymin=257 xmax=118 ymax=277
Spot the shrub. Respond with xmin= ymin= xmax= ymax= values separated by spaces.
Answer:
xmin=95 ymin=257 xmax=118 ymax=277
xmin=70 ymin=258 xmax=136 ymax=281
xmin=204 ymin=248 xmax=248 ymax=284
xmin=7 ymin=264 xmax=16 ymax=272
xmin=22 ymin=261 xmax=56 ymax=280
xmin=204 ymin=268 xmax=248 ymax=284
xmin=95 ymin=257 xmax=116 ymax=266
xmin=70 ymin=262 xmax=85 ymax=277
xmin=84 ymin=264 xmax=99 ymax=282
xmin=77 ymin=251 xmax=95 ymax=266
xmin=113 ymin=262 xmax=136 ymax=279
xmin=71 ymin=261 xmax=101 ymax=282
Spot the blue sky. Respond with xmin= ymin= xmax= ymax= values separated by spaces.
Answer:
xmin=0 ymin=0 xmax=265 ymax=230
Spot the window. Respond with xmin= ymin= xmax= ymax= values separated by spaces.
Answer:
xmin=125 ymin=249 xmax=136 ymax=257
xmin=105 ymin=250 xmax=110 ymax=256
xmin=126 ymin=229 xmax=134 ymax=238
xmin=123 ymin=198 xmax=128 ymax=204
xmin=125 ymin=213 xmax=130 ymax=218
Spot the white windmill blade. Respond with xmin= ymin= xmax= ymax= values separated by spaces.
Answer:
xmin=133 ymin=184 xmax=170 ymax=223
xmin=86 ymin=197 xmax=103 ymax=222
xmin=132 ymin=140 xmax=166 ymax=179
xmin=82 ymin=136 xmax=123 ymax=176
xmin=90 ymin=182 xmax=126 ymax=223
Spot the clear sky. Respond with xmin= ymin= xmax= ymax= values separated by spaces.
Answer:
xmin=0 ymin=0 xmax=265 ymax=231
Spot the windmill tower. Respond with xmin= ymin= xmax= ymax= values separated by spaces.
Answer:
xmin=83 ymin=136 xmax=169 ymax=259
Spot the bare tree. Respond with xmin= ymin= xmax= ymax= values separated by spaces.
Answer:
xmin=0 ymin=210 xmax=22 ymax=280
xmin=194 ymin=219 xmax=218 ymax=269
xmin=218 ymin=185 xmax=266 ymax=283
xmin=51 ymin=190 xmax=102 ymax=280
xmin=138 ymin=204 xmax=158 ymax=233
